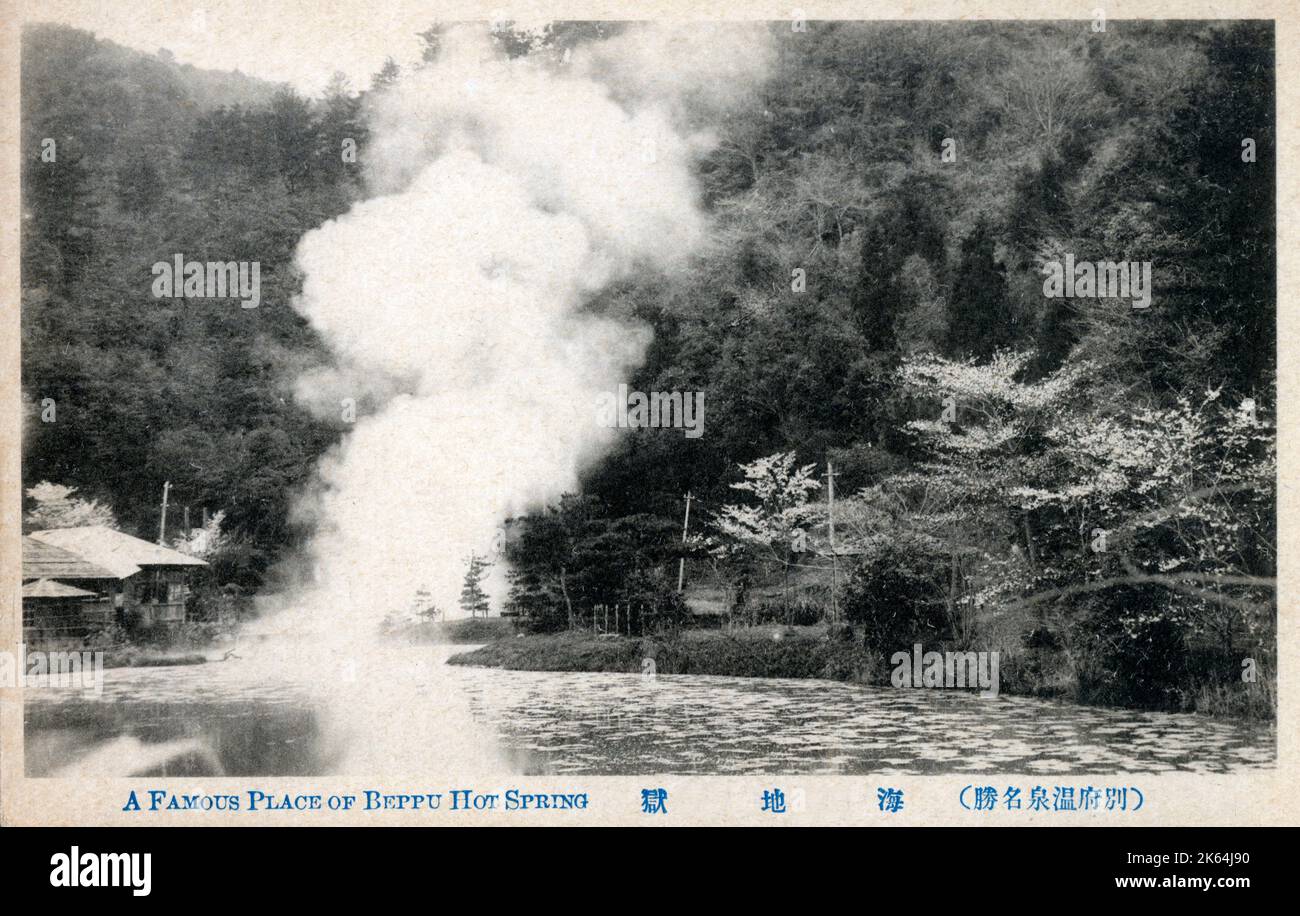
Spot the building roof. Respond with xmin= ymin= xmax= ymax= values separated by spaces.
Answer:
xmin=29 ymin=526 xmax=206 ymax=579
xmin=22 ymin=535 xmax=120 ymax=580
xmin=22 ymin=578 xmax=100 ymax=599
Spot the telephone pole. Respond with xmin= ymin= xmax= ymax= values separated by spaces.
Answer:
xmin=158 ymin=480 xmax=171 ymax=546
xmin=677 ymin=491 xmax=694 ymax=592
xmin=825 ymin=461 xmax=838 ymax=623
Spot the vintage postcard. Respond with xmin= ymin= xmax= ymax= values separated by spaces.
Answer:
xmin=0 ymin=0 xmax=1295 ymax=832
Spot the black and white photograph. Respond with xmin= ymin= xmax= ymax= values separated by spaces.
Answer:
xmin=0 ymin=1 xmax=1289 ymax=832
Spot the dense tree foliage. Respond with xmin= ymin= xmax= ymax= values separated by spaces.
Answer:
xmin=502 ymin=21 xmax=1276 ymax=714
xmin=21 ymin=21 xmax=1275 ymax=711
xmin=22 ymin=24 xmax=367 ymax=588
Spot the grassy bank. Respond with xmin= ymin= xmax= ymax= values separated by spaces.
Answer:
xmin=448 ymin=625 xmax=1275 ymax=720
xmin=395 ymin=616 xmax=521 ymax=644
xmin=448 ymin=626 xmax=882 ymax=683
xmin=98 ymin=648 xmax=208 ymax=669
xmin=991 ymin=643 xmax=1276 ymax=719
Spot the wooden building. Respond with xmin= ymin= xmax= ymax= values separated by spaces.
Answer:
xmin=20 ymin=537 xmax=120 ymax=646
xmin=27 ymin=526 xmax=207 ymax=634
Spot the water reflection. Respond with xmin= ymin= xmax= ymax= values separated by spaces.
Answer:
xmin=24 ymin=645 xmax=1275 ymax=777
xmin=457 ymin=668 xmax=1276 ymax=775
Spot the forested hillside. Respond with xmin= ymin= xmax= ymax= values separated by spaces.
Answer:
xmin=22 ymin=23 xmax=363 ymax=585
xmin=21 ymin=21 xmax=1275 ymax=712
xmin=582 ymin=20 xmax=1273 ymax=513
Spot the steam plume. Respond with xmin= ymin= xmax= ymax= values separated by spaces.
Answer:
xmin=286 ymin=24 xmax=771 ymax=635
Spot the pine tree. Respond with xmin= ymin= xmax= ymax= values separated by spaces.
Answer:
xmin=944 ymin=217 xmax=1014 ymax=361
xmin=417 ymin=24 xmax=446 ymax=64
xmin=317 ymin=73 xmax=366 ymax=182
xmin=849 ymin=221 xmax=906 ymax=351
xmin=459 ymin=553 xmax=492 ymax=619
xmin=370 ymin=57 xmax=401 ymax=91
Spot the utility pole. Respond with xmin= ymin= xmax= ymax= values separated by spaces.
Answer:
xmin=158 ymin=481 xmax=171 ymax=546
xmin=825 ymin=461 xmax=838 ymax=624
xmin=677 ymin=491 xmax=693 ymax=592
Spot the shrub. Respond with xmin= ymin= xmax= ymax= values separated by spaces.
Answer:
xmin=1068 ymin=586 xmax=1191 ymax=709
xmin=86 ymin=623 xmax=130 ymax=650
xmin=630 ymin=573 xmax=692 ymax=636
xmin=187 ymin=581 xmax=252 ymax=623
xmin=842 ymin=534 xmax=948 ymax=656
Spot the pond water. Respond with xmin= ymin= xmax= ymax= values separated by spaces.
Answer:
xmin=23 ymin=644 xmax=1275 ymax=777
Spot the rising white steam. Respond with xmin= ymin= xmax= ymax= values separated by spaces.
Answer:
xmin=285 ymin=24 xmax=771 ymax=636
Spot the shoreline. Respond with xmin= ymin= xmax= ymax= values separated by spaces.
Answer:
xmin=448 ymin=625 xmax=1276 ymax=723
xmin=448 ymin=625 xmax=878 ymax=683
